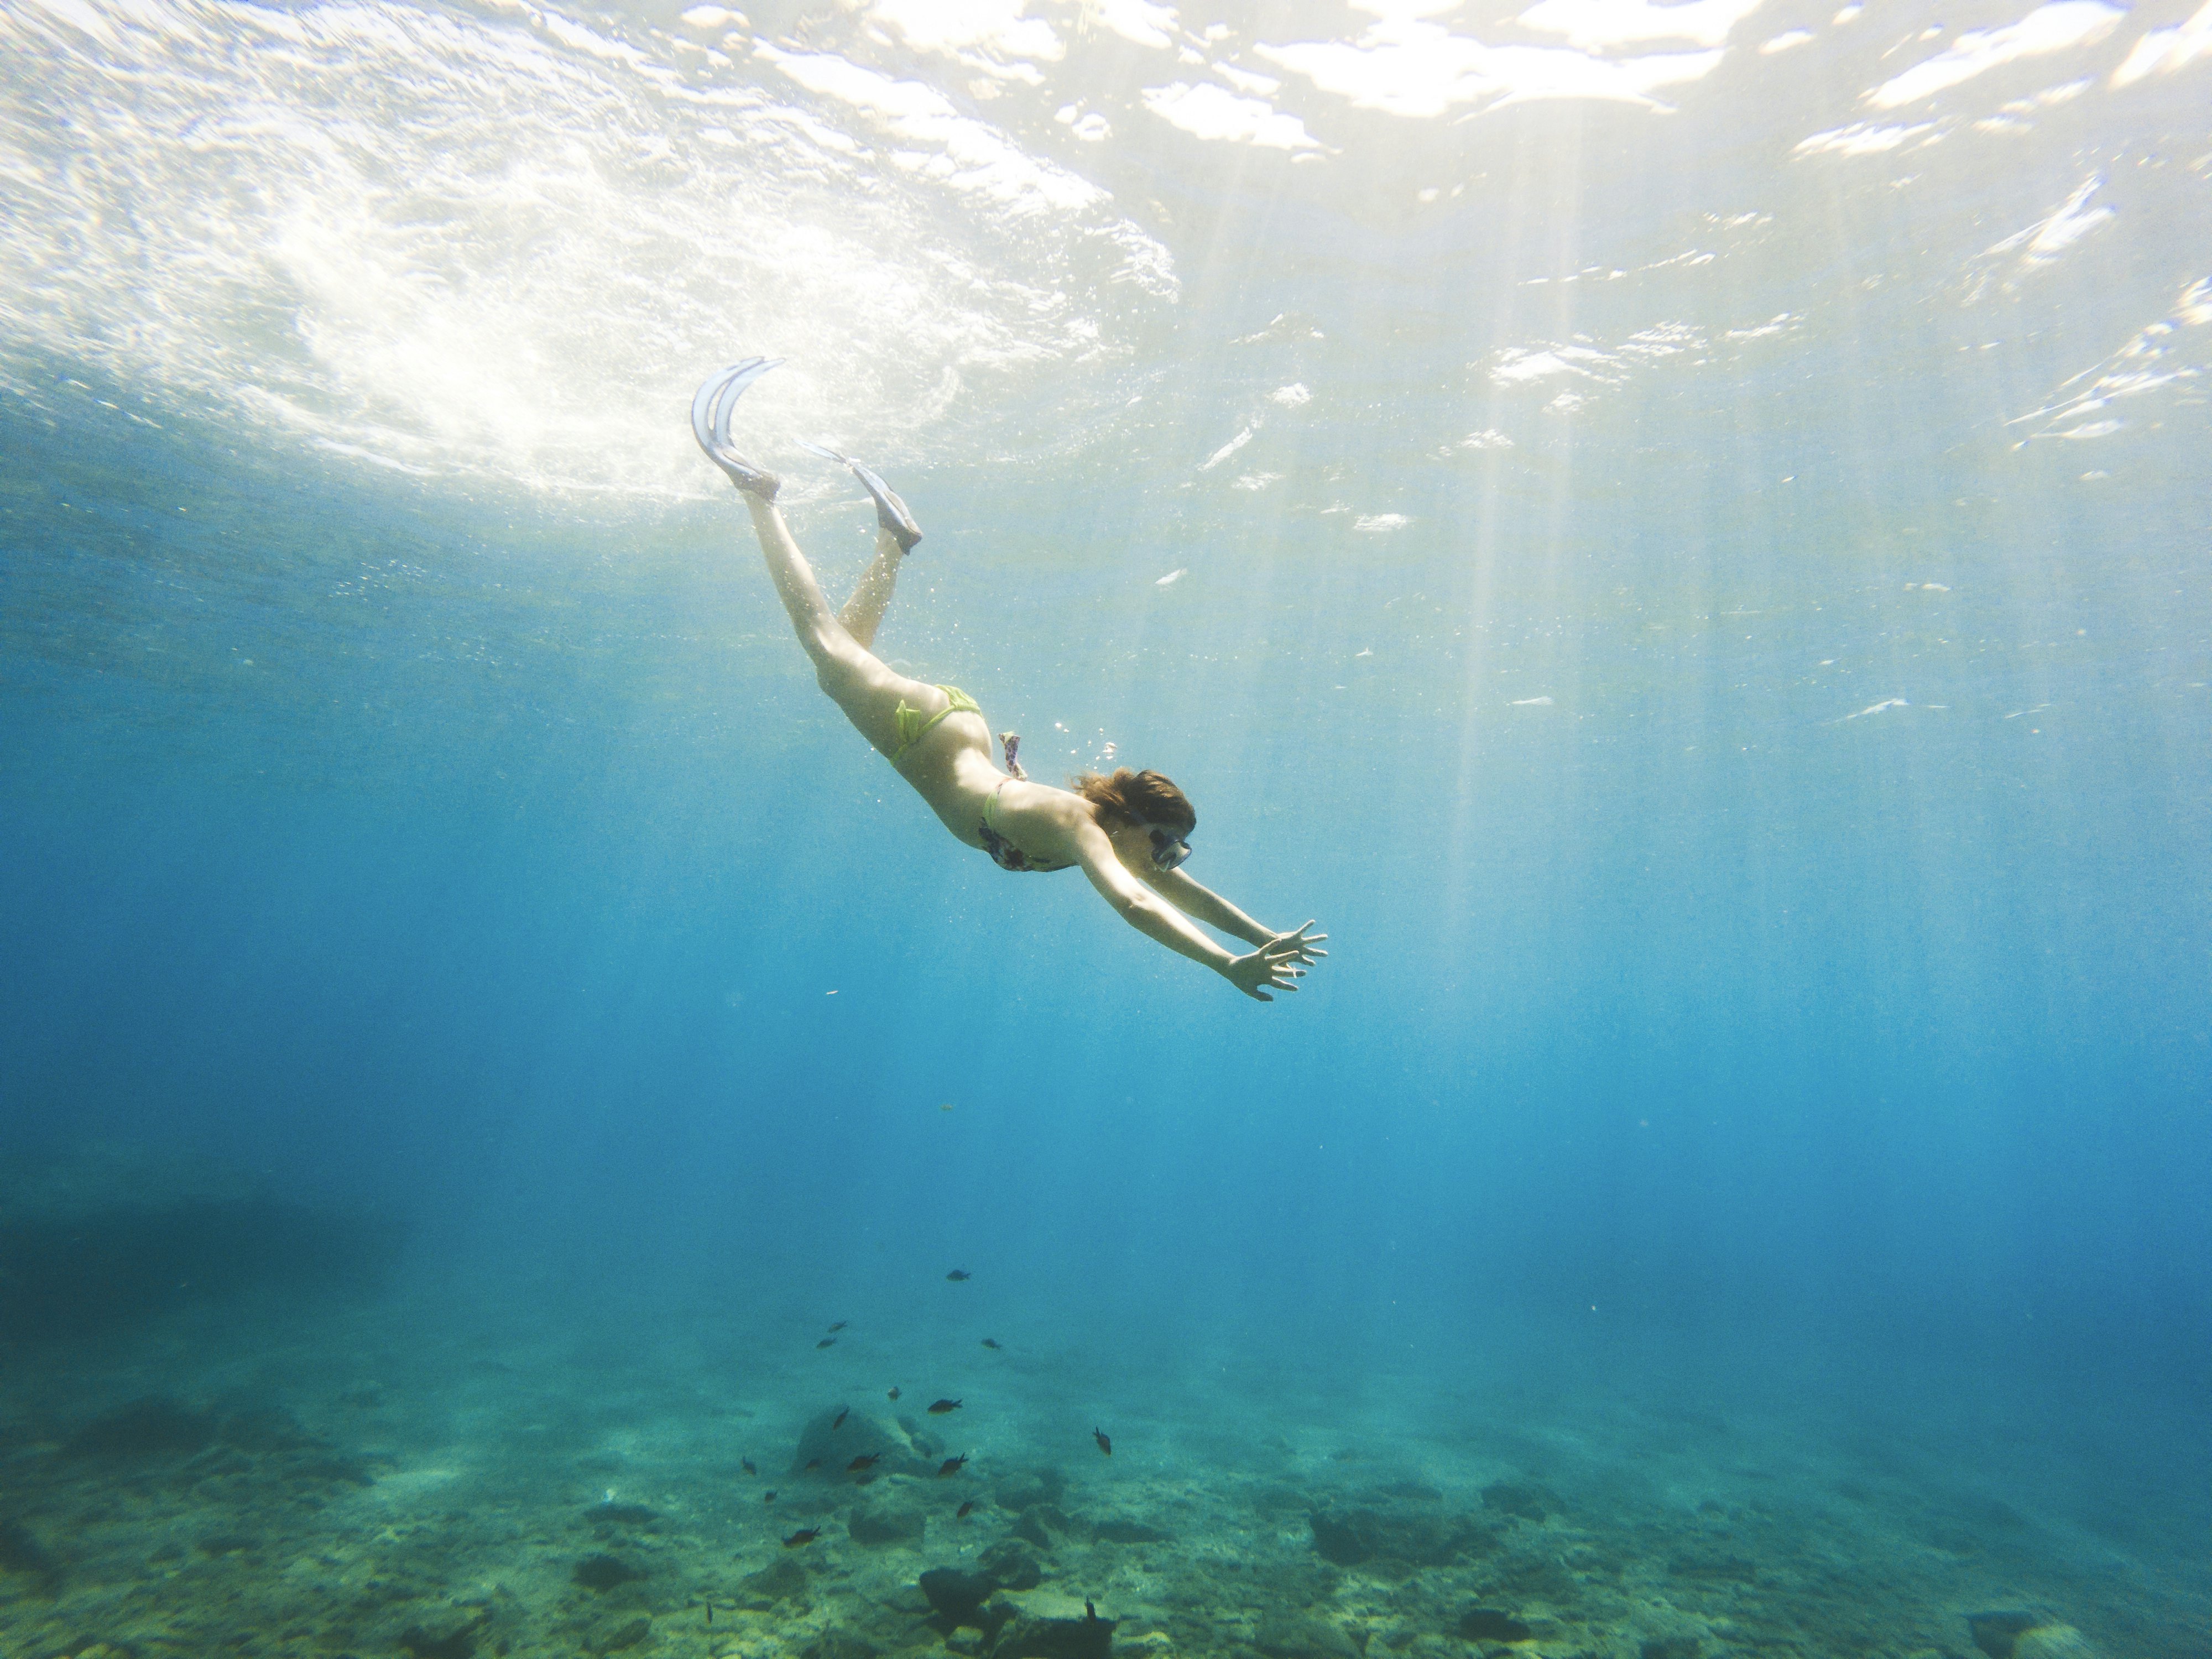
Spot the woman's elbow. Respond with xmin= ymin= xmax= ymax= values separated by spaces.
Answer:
xmin=1106 ymin=888 xmax=1152 ymax=924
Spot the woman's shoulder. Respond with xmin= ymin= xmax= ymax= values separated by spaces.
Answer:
xmin=1016 ymin=779 xmax=1100 ymax=826
xmin=1002 ymin=779 xmax=1101 ymax=853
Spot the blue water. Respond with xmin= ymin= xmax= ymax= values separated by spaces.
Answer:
xmin=3 ymin=0 xmax=2209 ymax=1654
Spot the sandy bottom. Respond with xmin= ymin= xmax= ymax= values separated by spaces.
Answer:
xmin=1 ymin=1287 xmax=2202 ymax=1659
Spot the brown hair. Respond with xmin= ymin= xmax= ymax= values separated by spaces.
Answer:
xmin=1073 ymin=768 xmax=1195 ymax=836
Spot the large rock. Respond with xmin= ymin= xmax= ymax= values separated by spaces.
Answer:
xmin=1968 ymin=1616 xmax=2094 ymax=1659
xmin=1255 ymin=1614 xmax=1361 ymax=1659
xmin=739 ymin=1556 xmax=809 ymax=1606
xmin=0 ymin=1520 xmax=61 ymax=1591
xmin=1968 ymin=1614 xmax=2040 ymax=1659
xmin=1460 ymin=1610 xmax=1532 ymax=1644
xmin=0 ymin=1142 xmax=394 ymax=1338
xmin=988 ymin=1611 xmax=1115 ymax=1659
xmin=1479 ymin=1484 xmax=1557 ymax=1524
xmin=1013 ymin=1513 xmax=1079 ymax=1566
xmin=1309 ymin=1507 xmax=1494 ymax=1568
xmin=920 ymin=1568 xmax=998 ymax=1626
xmin=848 ymin=1500 xmax=927 ymax=1547
xmin=977 ymin=1539 xmax=1045 ymax=1590
xmin=572 ymin=1554 xmax=646 ymax=1592
xmin=793 ymin=1407 xmax=933 ymax=1483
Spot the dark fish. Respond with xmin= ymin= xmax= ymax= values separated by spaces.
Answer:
xmin=763 ymin=1491 xmax=777 ymax=1503
xmin=1093 ymin=1427 xmax=1112 ymax=1456
xmin=847 ymin=1453 xmax=881 ymax=1473
xmin=937 ymin=1455 xmax=968 ymax=1477
xmin=816 ymin=1337 xmax=837 ymax=1349
xmin=946 ymin=1269 xmax=971 ymax=1281
xmin=783 ymin=1527 xmax=822 ymax=1547
xmin=831 ymin=1408 xmax=848 ymax=1430
xmin=927 ymin=1399 xmax=962 ymax=1415
xmin=827 ymin=1321 xmax=847 ymax=1332
xmin=741 ymin=1458 xmax=756 ymax=1476
xmin=805 ymin=1459 xmax=823 ymax=1472
xmin=887 ymin=1387 xmax=901 ymax=1401
xmin=956 ymin=1500 xmax=976 ymax=1519
xmin=980 ymin=1337 xmax=1002 ymax=1350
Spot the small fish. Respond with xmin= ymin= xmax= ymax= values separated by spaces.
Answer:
xmin=847 ymin=1454 xmax=880 ymax=1473
xmin=886 ymin=1387 xmax=901 ymax=1402
xmin=927 ymin=1399 xmax=962 ymax=1415
xmin=763 ymin=1491 xmax=777 ymax=1503
xmin=817 ymin=1337 xmax=837 ymax=1349
xmin=783 ymin=1527 xmax=822 ymax=1548
xmin=831 ymin=1408 xmax=848 ymax=1430
xmin=956 ymin=1500 xmax=976 ymax=1519
xmin=827 ymin=1321 xmax=847 ymax=1333
xmin=980 ymin=1337 xmax=1001 ymax=1350
xmin=805 ymin=1459 xmax=823 ymax=1472
xmin=1093 ymin=1427 xmax=1112 ymax=1457
xmin=946 ymin=1269 xmax=971 ymax=1281
xmin=741 ymin=1458 xmax=756 ymax=1476
xmin=937 ymin=1454 xmax=968 ymax=1477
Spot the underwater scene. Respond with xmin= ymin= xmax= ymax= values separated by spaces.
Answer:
xmin=2 ymin=0 xmax=2209 ymax=1657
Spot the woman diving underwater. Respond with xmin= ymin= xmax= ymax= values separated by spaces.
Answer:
xmin=691 ymin=358 xmax=1326 ymax=1002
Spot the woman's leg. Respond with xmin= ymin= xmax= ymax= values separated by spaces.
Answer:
xmin=837 ymin=526 xmax=907 ymax=651
xmin=743 ymin=497 xmax=936 ymax=757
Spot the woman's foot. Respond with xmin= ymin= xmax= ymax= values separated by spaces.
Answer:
xmin=691 ymin=359 xmax=784 ymax=497
xmin=797 ymin=440 xmax=924 ymax=552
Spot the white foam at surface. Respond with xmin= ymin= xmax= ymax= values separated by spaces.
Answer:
xmin=1794 ymin=119 xmax=1939 ymax=154
xmin=1963 ymin=175 xmax=2112 ymax=300
xmin=1269 ymin=383 xmax=1311 ymax=406
xmin=865 ymin=0 xmax=1064 ymax=80
xmin=1515 ymin=0 xmax=1769 ymax=53
xmin=1491 ymin=345 xmax=1618 ymax=385
xmin=1255 ymin=15 xmax=1726 ymax=118
xmin=1211 ymin=61 xmax=1282 ymax=95
xmin=0 ymin=0 xmax=1175 ymax=497
xmin=1199 ymin=425 xmax=1256 ymax=468
xmin=2109 ymin=0 xmax=2212 ymax=86
xmin=1140 ymin=81 xmax=1321 ymax=148
xmin=1353 ymin=513 xmax=1410 ymax=531
xmin=759 ymin=46 xmax=1103 ymax=213
xmin=1087 ymin=0 xmax=1181 ymax=50
xmin=1865 ymin=1 xmax=2123 ymax=109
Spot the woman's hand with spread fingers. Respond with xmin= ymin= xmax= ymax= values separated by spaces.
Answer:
xmin=1225 ymin=932 xmax=1314 ymax=1001
xmin=1270 ymin=921 xmax=1328 ymax=968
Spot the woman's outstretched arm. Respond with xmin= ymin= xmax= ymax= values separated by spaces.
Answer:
xmin=1145 ymin=868 xmax=1327 ymax=966
xmin=1068 ymin=823 xmax=1310 ymax=1001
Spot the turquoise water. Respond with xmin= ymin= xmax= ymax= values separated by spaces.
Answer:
xmin=2 ymin=1 xmax=2208 ymax=1656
